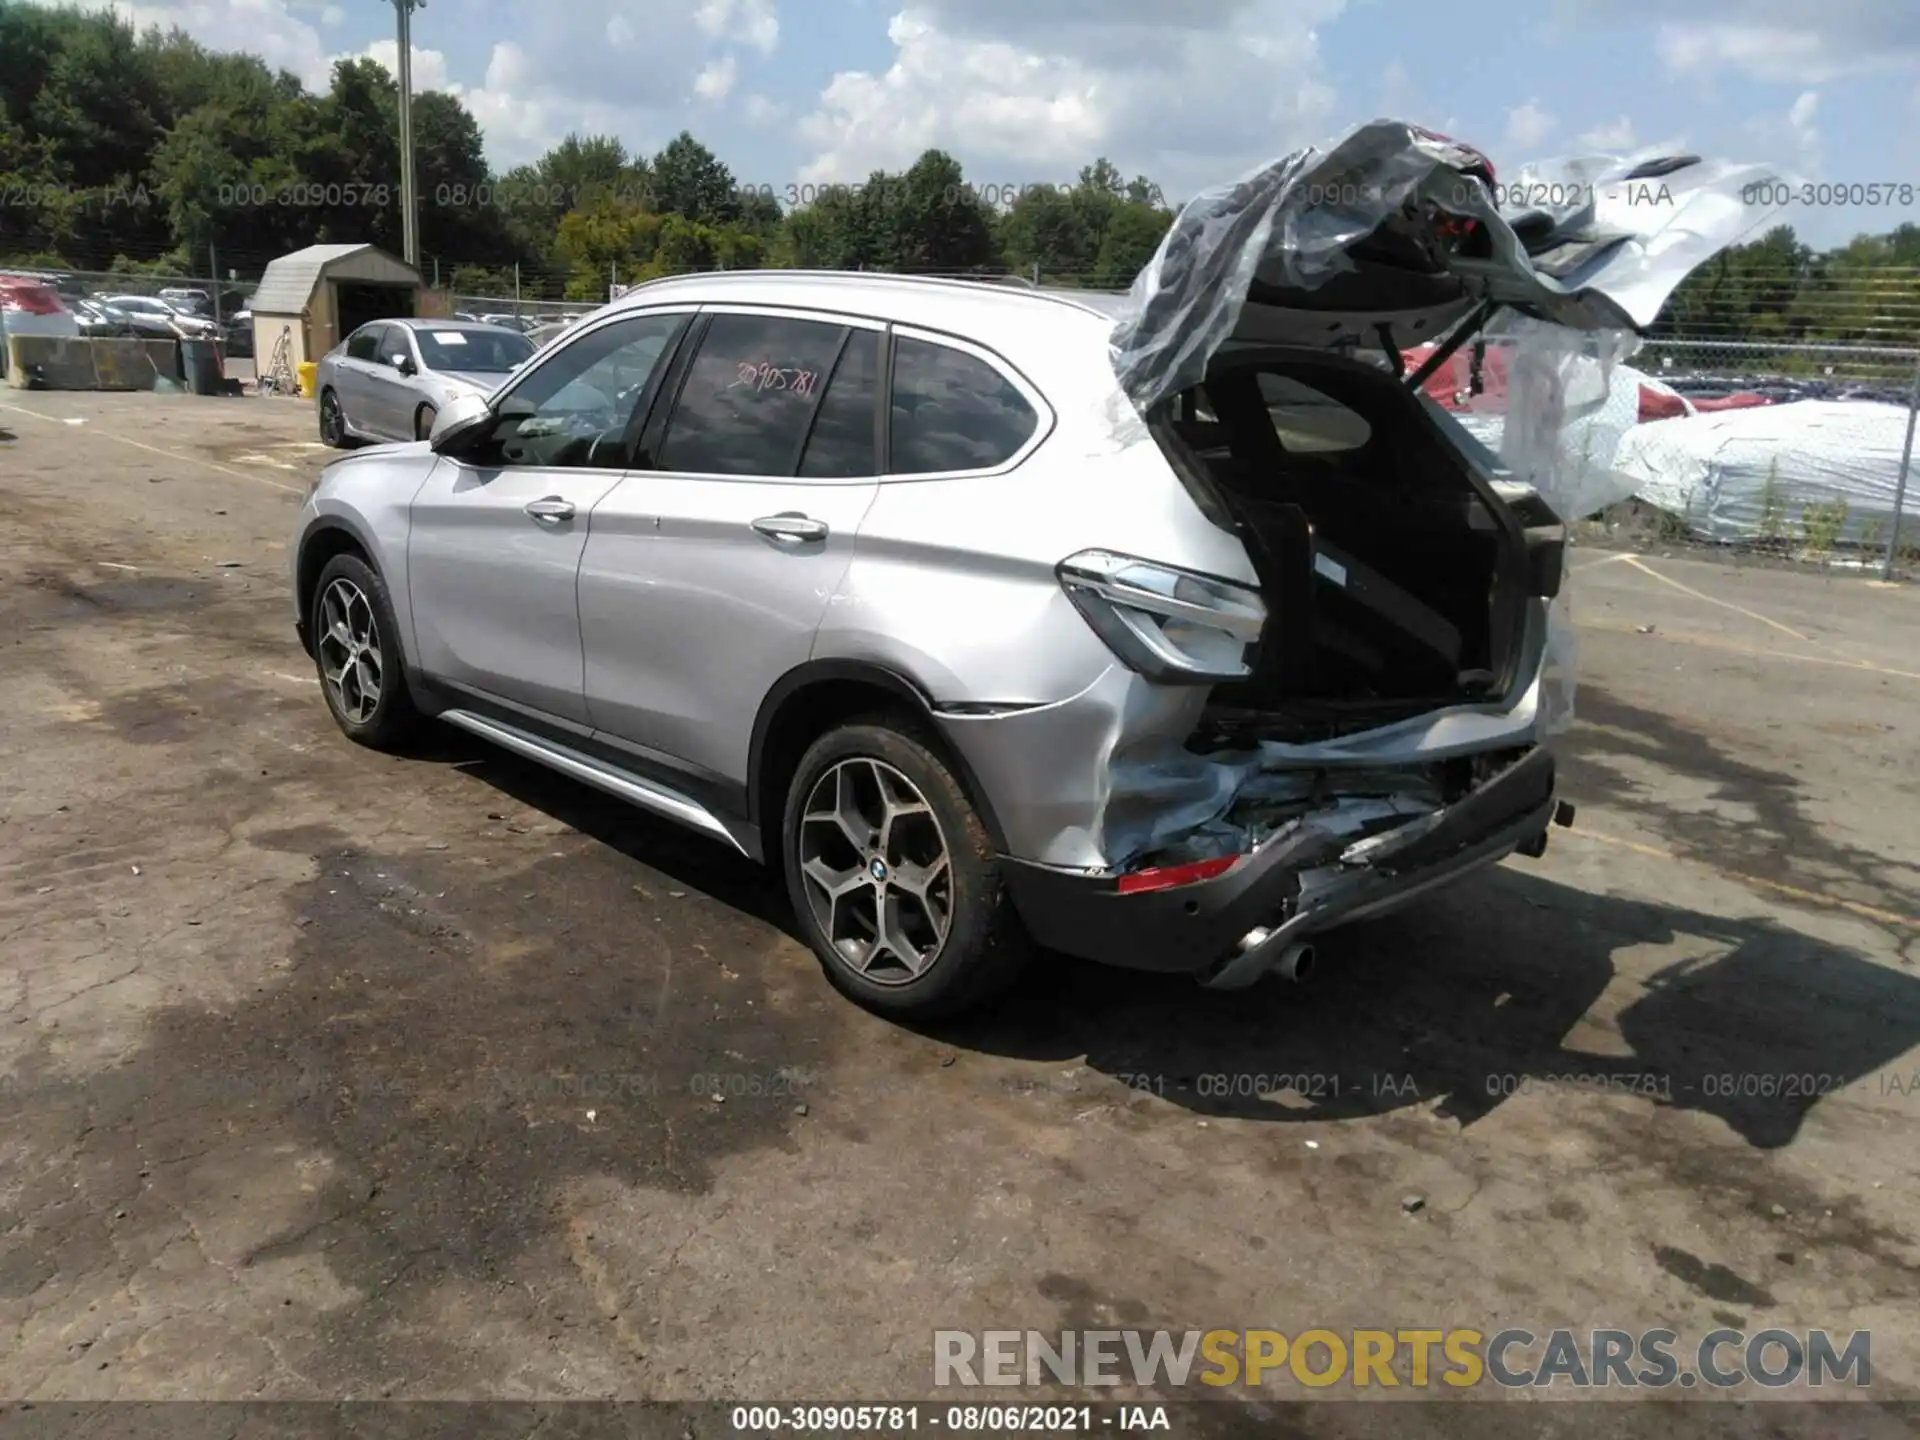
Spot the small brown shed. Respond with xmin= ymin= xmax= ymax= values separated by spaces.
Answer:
xmin=249 ymin=243 xmax=423 ymax=373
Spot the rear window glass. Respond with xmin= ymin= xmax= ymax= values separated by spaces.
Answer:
xmin=888 ymin=337 xmax=1037 ymax=474
xmin=1256 ymin=373 xmax=1371 ymax=453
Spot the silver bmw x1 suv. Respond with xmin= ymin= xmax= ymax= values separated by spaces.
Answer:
xmin=292 ymin=125 xmax=1780 ymax=1017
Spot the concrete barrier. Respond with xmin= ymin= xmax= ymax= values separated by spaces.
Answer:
xmin=5 ymin=335 xmax=185 ymax=390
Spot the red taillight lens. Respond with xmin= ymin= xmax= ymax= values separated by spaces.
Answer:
xmin=1115 ymin=855 xmax=1238 ymax=895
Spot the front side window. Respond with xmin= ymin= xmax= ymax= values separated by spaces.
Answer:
xmin=888 ymin=336 xmax=1038 ymax=475
xmin=459 ymin=311 xmax=689 ymax=471
xmin=377 ymin=327 xmax=413 ymax=366
xmin=657 ymin=313 xmax=853 ymax=477
xmin=346 ymin=325 xmax=382 ymax=362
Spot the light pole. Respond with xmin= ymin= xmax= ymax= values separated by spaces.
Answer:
xmin=392 ymin=0 xmax=424 ymax=268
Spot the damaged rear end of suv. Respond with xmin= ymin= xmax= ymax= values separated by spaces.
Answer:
xmin=899 ymin=121 xmax=1789 ymax=999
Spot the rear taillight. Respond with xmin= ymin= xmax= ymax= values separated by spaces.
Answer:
xmin=1057 ymin=549 xmax=1265 ymax=685
xmin=1115 ymin=855 xmax=1238 ymax=895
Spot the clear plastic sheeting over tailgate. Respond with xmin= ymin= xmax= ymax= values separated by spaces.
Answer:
xmin=1109 ymin=121 xmax=1489 ymax=415
xmin=1108 ymin=119 xmax=1793 ymax=417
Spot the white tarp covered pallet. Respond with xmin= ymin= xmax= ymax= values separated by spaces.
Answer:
xmin=1613 ymin=399 xmax=1917 ymax=543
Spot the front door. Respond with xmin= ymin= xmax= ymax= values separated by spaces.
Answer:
xmin=406 ymin=309 xmax=694 ymax=726
xmin=334 ymin=322 xmax=387 ymax=434
xmin=579 ymin=308 xmax=884 ymax=786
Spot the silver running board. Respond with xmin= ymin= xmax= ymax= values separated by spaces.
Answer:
xmin=437 ymin=708 xmax=750 ymax=856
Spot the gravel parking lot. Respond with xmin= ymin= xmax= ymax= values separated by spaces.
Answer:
xmin=2 ymin=392 xmax=1917 ymax=1424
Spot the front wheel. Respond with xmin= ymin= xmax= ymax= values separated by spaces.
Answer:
xmin=310 ymin=553 xmax=420 ymax=750
xmin=414 ymin=403 xmax=437 ymax=441
xmin=318 ymin=388 xmax=349 ymax=448
xmin=782 ymin=719 xmax=1030 ymax=1019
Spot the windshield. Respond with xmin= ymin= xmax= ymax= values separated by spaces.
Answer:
xmin=414 ymin=326 xmax=534 ymax=373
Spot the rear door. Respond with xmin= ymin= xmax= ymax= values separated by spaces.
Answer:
xmin=406 ymin=308 xmax=693 ymax=725
xmin=578 ymin=307 xmax=883 ymax=787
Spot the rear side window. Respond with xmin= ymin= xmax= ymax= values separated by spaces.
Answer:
xmin=346 ymin=326 xmax=381 ymax=361
xmin=888 ymin=337 xmax=1037 ymax=475
xmin=658 ymin=313 xmax=849 ymax=477
xmin=1257 ymin=373 xmax=1371 ymax=453
xmin=797 ymin=329 xmax=879 ymax=478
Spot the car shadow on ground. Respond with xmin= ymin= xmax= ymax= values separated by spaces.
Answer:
xmin=928 ymin=865 xmax=1920 ymax=1148
xmin=422 ymin=706 xmax=1920 ymax=1153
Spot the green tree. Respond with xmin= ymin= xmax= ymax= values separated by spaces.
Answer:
xmin=1089 ymin=201 xmax=1171 ymax=289
xmin=649 ymin=131 xmax=739 ymax=226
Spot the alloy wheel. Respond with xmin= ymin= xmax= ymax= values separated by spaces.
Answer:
xmin=320 ymin=392 xmax=344 ymax=444
xmin=316 ymin=577 xmax=384 ymax=724
xmin=798 ymin=757 xmax=953 ymax=984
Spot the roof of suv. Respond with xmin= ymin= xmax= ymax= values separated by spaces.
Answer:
xmin=603 ymin=271 xmax=1124 ymax=356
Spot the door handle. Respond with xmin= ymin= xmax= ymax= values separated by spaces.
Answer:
xmin=751 ymin=512 xmax=829 ymax=543
xmin=524 ymin=496 xmax=575 ymax=524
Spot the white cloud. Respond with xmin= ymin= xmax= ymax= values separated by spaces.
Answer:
xmin=1576 ymin=116 xmax=1638 ymax=151
xmin=363 ymin=39 xmax=454 ymax=93
xmin=694 ymin=0 xmax=780 ymax=54
xmin=319 ymin=4 xmax=343 ymax=27
xmin=694 ymin=56 xmax=739 ymax=102
xmin=796 ymin=0 xmax=1344 ymax=197
xmin=743 ymin=94 xmax=784 ymax=126
xmin=1643 ymin=3 xmax=1920 ymax=83
xmin=1504 ymin=99 xmax=1555 ymax=152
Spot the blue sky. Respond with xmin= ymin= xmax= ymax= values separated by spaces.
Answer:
xmin=98 ymin=0 xmax=1920 ymax=247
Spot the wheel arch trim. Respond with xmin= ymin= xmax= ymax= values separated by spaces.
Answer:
xmin=746 ymin=658 xmax=1012 ymax=854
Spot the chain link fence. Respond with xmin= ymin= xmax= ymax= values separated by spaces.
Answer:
xmin=10 ymin=255 xmax=1917 ymax=578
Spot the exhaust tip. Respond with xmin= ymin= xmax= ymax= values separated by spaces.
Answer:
xmin=1276 ymin=941 xmax=1315 ymax=983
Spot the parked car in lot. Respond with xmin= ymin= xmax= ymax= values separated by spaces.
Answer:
xmin=291 ymin=129 xmax=1775 ymax=1018
xmin=315 ymin=317 xmax=536 ymax=445
xmin=0 ymin=274 xmax=80 ymax=376
xmin=0 ymin=274 xmax=82 ymax=340
xmin=70 ymin=296 xmax=142 ymax=338
xmin=97 ymin=294 xmax=220 ymax=340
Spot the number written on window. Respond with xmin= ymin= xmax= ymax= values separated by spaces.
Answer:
xmin=888 ymin=337 xmax=1037 ymax=475
xmin=729 ymin=361 xmax=822 ymax=397
xmin=659 ymin=314 xmax=849 ymax=476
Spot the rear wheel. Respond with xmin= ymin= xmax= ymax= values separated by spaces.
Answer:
xmin=311 ymin=553 xmax=420 ymax=750
xmin=414 ymin=402 xmax=437 ymax=441
xmin=318 ymin=388 xmax=348 ymax=448
xmin=782 ymin=719 xmax=1030 ymax=1019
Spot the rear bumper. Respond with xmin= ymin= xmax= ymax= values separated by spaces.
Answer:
xmin=1001 ymin=746 xmax=1563 ymax=984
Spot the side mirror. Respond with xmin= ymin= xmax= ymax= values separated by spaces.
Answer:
xmin=390 ymin=353 xmax=415 ymax=375
xmin=429 ymin=391 xmax=493 ymax=452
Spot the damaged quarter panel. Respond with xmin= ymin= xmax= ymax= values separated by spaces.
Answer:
xmin=815 ymin=312 xmax=1261 ymax=871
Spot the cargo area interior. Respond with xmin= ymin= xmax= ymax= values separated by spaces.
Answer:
xmin=1161 ymin=353 xmax=1526 ymax=747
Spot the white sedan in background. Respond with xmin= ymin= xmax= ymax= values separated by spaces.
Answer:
xmin=315 ymin=317 xmax=536 ymax=446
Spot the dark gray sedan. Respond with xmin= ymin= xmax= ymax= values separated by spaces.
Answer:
xmin=316 ymin=318 xmax=535 ymax=446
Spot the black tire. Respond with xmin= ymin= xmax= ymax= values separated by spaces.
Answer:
xmin=309 ymin=552 xmax=420 ymax=751
xmin=414 ymin=402 xmax=437 ymax=441
xmin=318 ymin=388 xmax=349 ymax=448
xmin=781 ymin=717 xmax=1030 ymax=1020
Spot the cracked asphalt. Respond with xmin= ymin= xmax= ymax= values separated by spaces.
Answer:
xmin=1 ymin=392 xmax=1917 ymax=1423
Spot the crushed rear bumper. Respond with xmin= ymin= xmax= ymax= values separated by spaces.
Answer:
xmin=1000 ymin=746 xmax=1567 ymax=985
